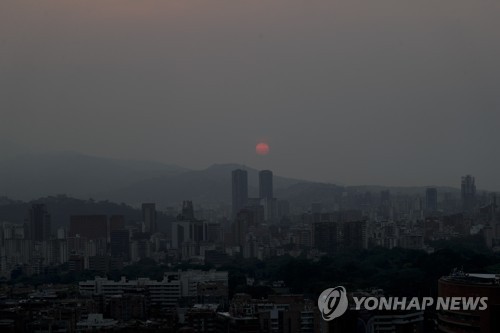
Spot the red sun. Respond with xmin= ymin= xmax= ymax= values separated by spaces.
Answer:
xmin=256 ymin=142 xmax=270 ymax=155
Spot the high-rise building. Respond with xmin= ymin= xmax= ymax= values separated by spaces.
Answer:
xmin=28 ymin=204 xmax=51 ymax=241
xmin=243 ymin=199 xmax=265 ymax=225
xmin=171 ymin=202 xmax=206 ymax=250
xmin=259 ymin=170 xmax=275 ymax=222
xmin=380 ymin=190 xmax=391 ymax=206
xmin=425 ymin=187 xmax=438 ymax=212
xmin=206 ymin=223 xmax=223 ymax=243
xmin=142 ymin=203 xmax=157 ymax=234
xmin=232 ymin=209 xmax=255 ymax=249
xmin=342 ymin=220 xmax=368 ymax=250
xmin=47 ymin=239 xmax=68 ymax=265
xmin=180 ymin=200 xmax=194 ymax=220
xmin=379 ymin=190 xmax=392 ymax=219
xmin=109 ymin=215 xmax=125 ymax=232
xmin=259 ymin=170 xmax=273 ymax=200
xmin=313 ymin=221 xmax=339 ymax=255
xmin=277 ymin=200 xmax=290 ymax=219
xmin=461 ymin=175 xmax=476 ymax=213
xmin=232 ymin=169 xmax=248 ymax=218
xmin=110 ymin=230 xmax=130 ymax=261
xmin=69 ymin=215 xmax=107 ymax=240
xmin=130 ymin=238 xmax=151 ymax=262
xmin=313 ymin=216 xmax=368 ymax=254
xmin=171 ymin=220 xmax=206 ymax=250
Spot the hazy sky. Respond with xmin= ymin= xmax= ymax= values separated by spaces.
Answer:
xmin=1 ymin=0 xmax=499 ymax=189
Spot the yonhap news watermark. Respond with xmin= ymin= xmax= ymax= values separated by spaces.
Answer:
xmin=318 ymin=286 xmax=488 ymax=321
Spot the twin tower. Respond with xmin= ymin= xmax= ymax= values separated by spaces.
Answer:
xmin=231 ymin=169 xmax=273 ymax=219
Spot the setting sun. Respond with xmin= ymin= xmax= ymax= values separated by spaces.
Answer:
xmin=256 ymin=142 xmax=270 ymax=155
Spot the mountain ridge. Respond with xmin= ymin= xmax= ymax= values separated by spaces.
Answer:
xmin=0 ymin=149 xmax=467 ymax=209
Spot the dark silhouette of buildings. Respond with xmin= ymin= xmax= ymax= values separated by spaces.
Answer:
xmin=312 ymin=214 xmax=367 ymax=255
xmin=259 ymin=170 xmax=276 ymax=222
xmin=69 ymin=215 xmax=107 ymax=240
xmin=461 ymin=174 xmax=477 ymax=213
xmin=110 ymin=230 xmax=130 ymax=262
xmin=142 ymin=203 xmax=157 ymax=233
xmin=171 ymin=201 xmax=207 ymax=255
xmin=258 ymin=170 xmax=273 ymax=200
xmin=180 ymin=200 xmax=195 ymax=220
xmin=109 ymin=215 xmax=125 ymax=232
xmin=379 ymin=190 xmax=392 ymax=219
xmin=28 ymin=204 xmax=51 ymax=241
xmin=380 ymin=190 xmax=391 ymax=205
xmin=232 ymin=209 xmax=257 ymax=250
xmin=425 ymin=187 xmax=438 ymax=212
xmin=231 ymin=169 xmax=248 ymax=218
xmin=312 ymin=221 xmax=339 ymax=255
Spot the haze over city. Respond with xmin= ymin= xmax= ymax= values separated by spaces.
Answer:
xmin=3 ymin=1 xmax=500 ymax=333
xmin=1 ymin=0 xmax=500 ymax=190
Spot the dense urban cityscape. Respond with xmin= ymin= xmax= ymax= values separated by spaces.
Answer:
xmin=0 ymin=169 xmax=499 ymax=332
xmin=3 ymin=1 xmax=499 ymax=332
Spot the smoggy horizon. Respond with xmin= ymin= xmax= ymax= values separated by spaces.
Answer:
xmin=2 ymin=0 xmax=499 ymax=190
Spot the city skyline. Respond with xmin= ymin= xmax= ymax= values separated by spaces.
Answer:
xmin=2 ymin=1 xmax=500 ymax=332
xmin=0 ymin=167 xmax=498 ymax=332
xmin=0 ymin=144 xmax=497 ymax=196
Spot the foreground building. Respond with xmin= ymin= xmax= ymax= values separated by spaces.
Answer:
xmin=438 ymin=271 xmax=500 ymax=333
xmin=79 ymin=270 xmax=228 ymax=307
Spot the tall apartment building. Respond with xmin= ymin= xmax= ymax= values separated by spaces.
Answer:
xmin=232 ymin=169 xmax=248 ymax=218
xmin=142 ymin=203 xmax=157 ymax=234
xmin=28 ymin=204 xmax=51 ymax=241
xmin=461 ymin=175 xmax=477 ymax=213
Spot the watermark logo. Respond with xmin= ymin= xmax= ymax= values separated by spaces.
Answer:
xmin=317 ymin=286 xmax=349 ymax=321
xmin=318 ymin=286 xmax=489 ymax=322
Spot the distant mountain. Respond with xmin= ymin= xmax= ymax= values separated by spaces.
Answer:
xmin=0 ymin=145 xmax=466 ymax=209
xmin=0 ymin=151 xmax=187 ymax=201
xmin=0 ymin=147 xmax=312 ymax=206
xmin=94 ymin=163 xmax=309 ymax=207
